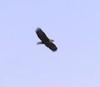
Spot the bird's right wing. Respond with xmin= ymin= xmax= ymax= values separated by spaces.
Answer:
xmin=45 ymin=42 xmax=57 ymax=51
xmin=36 ymin=28 xmax=49 ymax=42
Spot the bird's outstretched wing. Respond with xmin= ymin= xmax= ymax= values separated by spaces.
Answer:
xmin=45 ymin=42 xmax=57 ymax=51
xmin=36 ymin=28 xmax=49 ymax=42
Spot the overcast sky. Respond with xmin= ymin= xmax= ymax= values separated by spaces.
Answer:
xmin=0 ymin=0 xmax=100 ymax=87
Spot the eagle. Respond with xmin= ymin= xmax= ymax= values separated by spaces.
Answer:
xmin=36 ymin=28 xmax=57 ymax=51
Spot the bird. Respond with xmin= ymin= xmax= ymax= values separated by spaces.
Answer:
xmin=36 ymin=28 xmax=57 ymax=52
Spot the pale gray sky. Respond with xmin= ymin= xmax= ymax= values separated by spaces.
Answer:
xmin=0 ymin=0 xmax=100 ymax=87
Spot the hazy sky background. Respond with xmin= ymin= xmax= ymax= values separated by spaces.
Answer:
xmin=0 ymin=0 xmax=100 ymax=87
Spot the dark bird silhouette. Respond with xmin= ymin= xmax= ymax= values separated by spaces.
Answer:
xmin=36 ymin=28 xmax=57 ymax=51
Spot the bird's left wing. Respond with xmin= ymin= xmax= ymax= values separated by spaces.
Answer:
xmin=36 ymin=28 xmax=49 ymax=42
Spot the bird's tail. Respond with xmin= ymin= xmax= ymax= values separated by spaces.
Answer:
xmin=37 ymin=42 xmax=43 ymax=45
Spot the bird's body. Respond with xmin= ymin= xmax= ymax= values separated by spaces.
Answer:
xmin=36 ymin=28 xmax=57 ymax=51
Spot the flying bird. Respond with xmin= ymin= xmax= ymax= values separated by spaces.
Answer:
xmin=36 ymin=28 xmax=57 ymax=51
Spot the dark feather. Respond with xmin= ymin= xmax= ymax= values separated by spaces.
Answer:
xmin=36 ymin=28 xmax=49 ymax=42
xmin=45 ymin=42 xmax=57 ymax=51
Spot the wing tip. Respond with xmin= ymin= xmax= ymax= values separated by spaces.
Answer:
xmin=36 ymin=27 xmax=41 ymax=30
xmin=36 ymin=27 xmax=43 ymax=33
xmin=52 ymin=47 xmax=58 ymax=52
